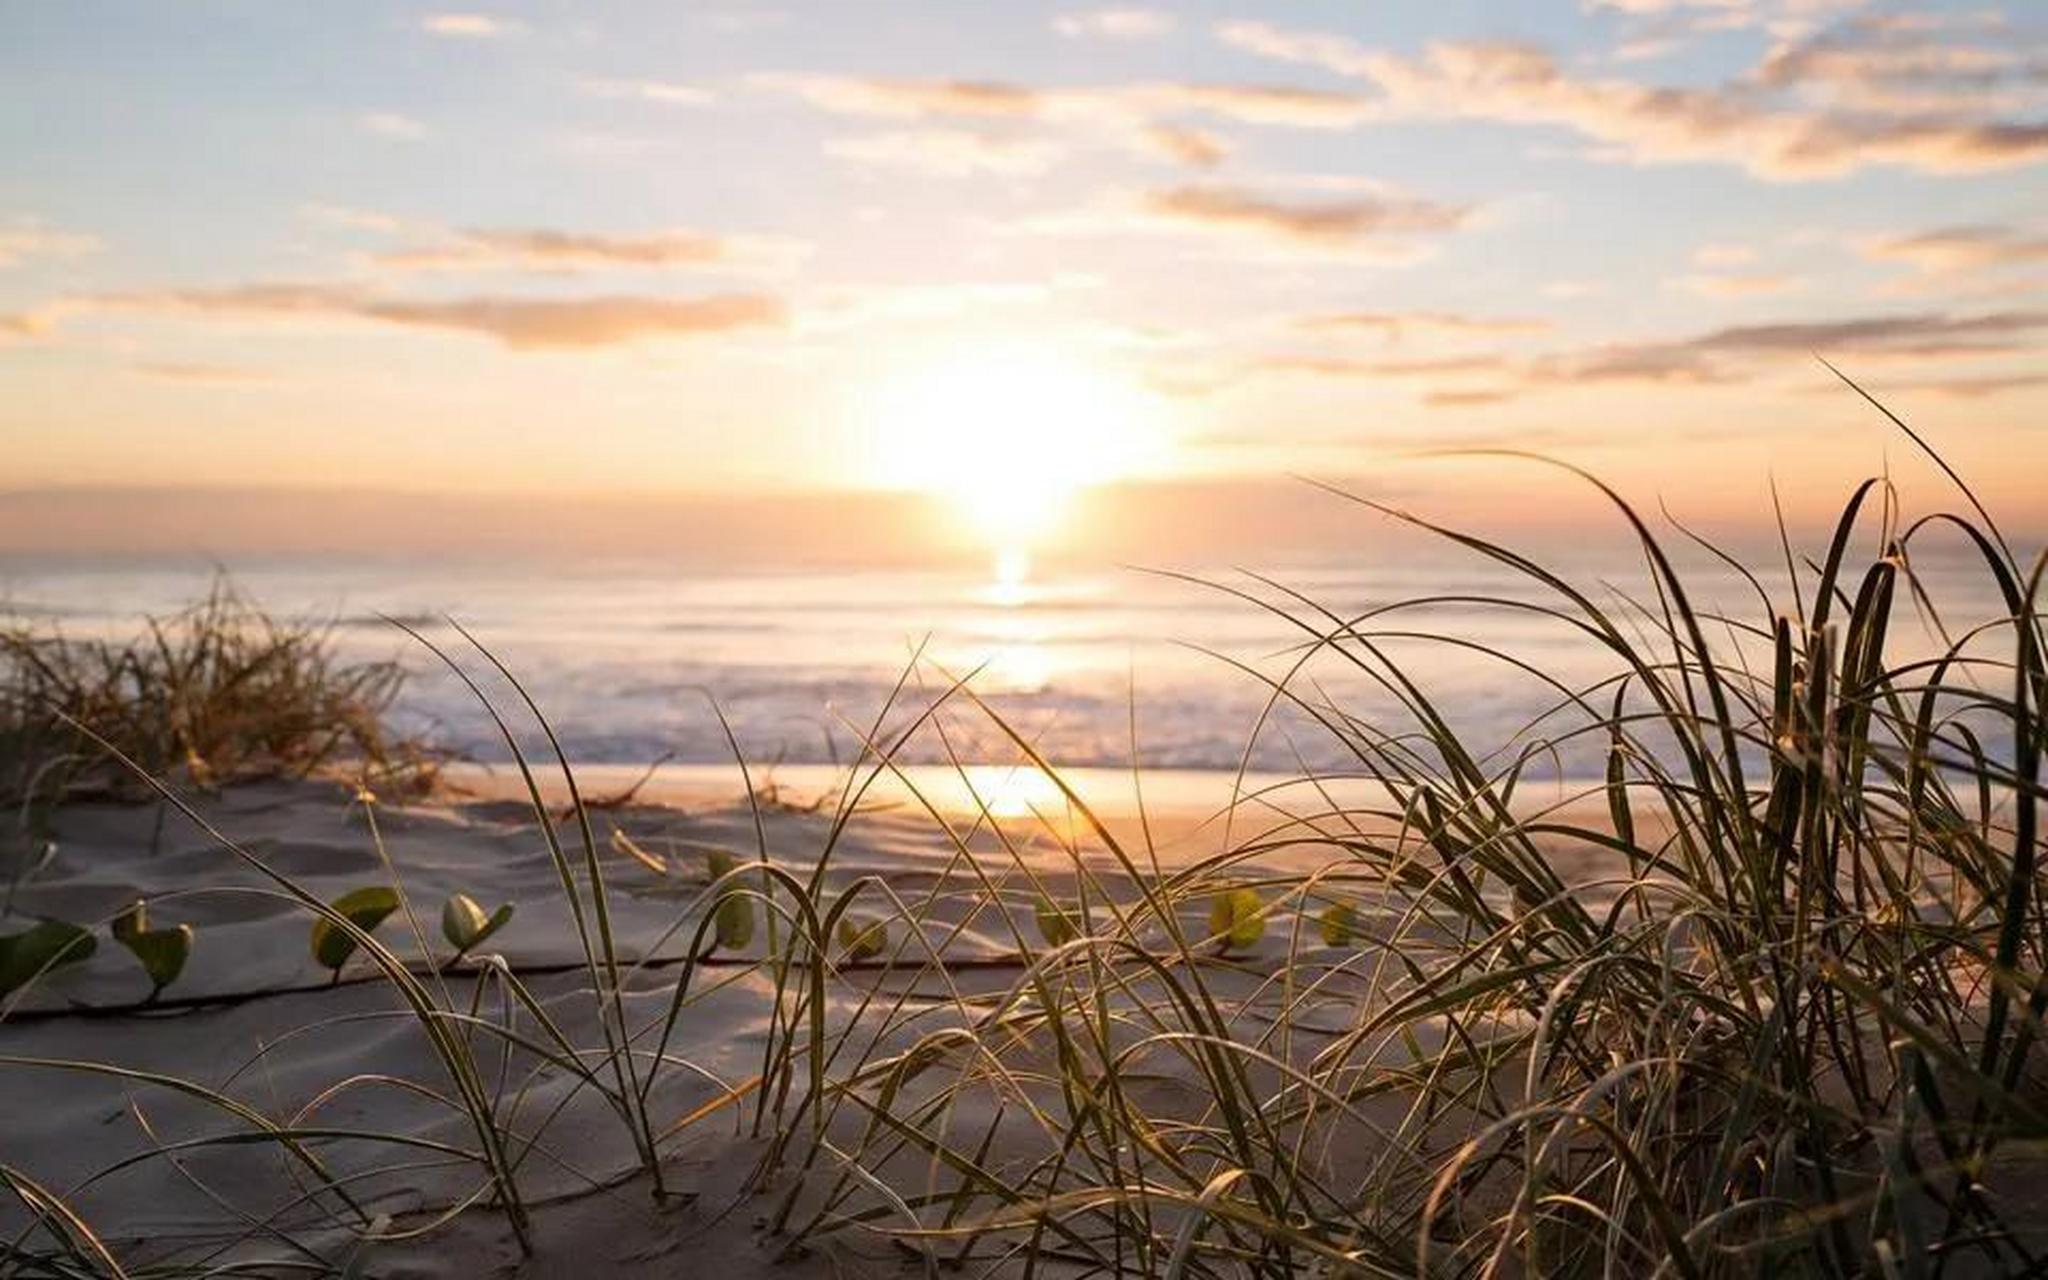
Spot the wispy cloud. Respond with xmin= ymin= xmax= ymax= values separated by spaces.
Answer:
xmin=369 ymin=226 xmax=805 ymax=273
xmin=129 ymin=362 xmax=275 ymax=386
xmin=0 ymin=312 xmax=51 ymax=342
xmin=1258 ymin=353 xmax=1511 ymax=377
xmin=1817 ymin=371 xmax=2048 ymax=398
xmin=578 ymin=78 xmax=717 ymax=106
xmin=1136 ymin=123 xmax=1228 ymax=168
xmin=359 ymin=111 xmax=427 ymax=141
xmin=80 ymin=283 xmax=789 ymax=349
xmin=1670 ymin=271 xmax=1804 ymax=297
xmin=753 ymin=74 xmax=1042 ymax=119
xmin=1293 ymin=310 xmax=1551 ymax=340
xmin=0 ymin=220 xmax=101 ymax=268
xmin=1863 ymin=223 xmax=2048 ymax=274
xmin=420 ymin=12 xmax=524 ymax=39
xmin=1504 ymin=308 xmax=2048 ymax=395
xmin=824 ymin=129 xmax=1064 ymax=177
xmin=1217 ymin=19 xmax=2048 ymax=178
xmin=1139 ymin=185 xmax=1471 ymax=252
xmin=1053 ymin=9 xmax=1175 ymax=40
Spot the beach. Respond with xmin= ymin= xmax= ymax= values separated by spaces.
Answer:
xmin=4 ymin=757 xmax=1671 ymax=1276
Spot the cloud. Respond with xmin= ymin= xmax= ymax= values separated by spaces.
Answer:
xmin=1257 ymin=353 xmax=1510 ymax=377
xmin=1828 ymin=372 xmax=2048 ymax=399
xmin=1693 ymin=242 xmax=1757 ymax=267
xmin=420 ymin=12 xmax=524 ymax=38
xmin=129 ymin=362 xmax=274 ymax=386
xmin=752 ymin=74 xmax=1042 ymax=119
xmin=1215 ymin=19 xmax=2048 ymax=178
xmin=1501 ymin=308 xmax=2048 ymax=396
xmin=360 ymin=111 xmax=427 ymax=140
xmin=1053 ymin=9 xmax=1174 ymax=40
xmin=1423 ymin=388 xmax=1518 ymax=407
xmin=1683 ymin=309 xmax=2048 ymax=357
xmin=0 ymin=222 xmax=100 ymax=268
xmin=309 ymin=214 xmax=808 ymax=276
xmin=1670 ymin=271 xmax=1804 ymax=297
xmin=1122 ymin=83 xmax=1375 ymax=128
xmin=578 ymin=78 xmax=717 ymax=106
xmin=1140 ymin=184 xmax=1470 ymax=249
xmin=1863 ymin=224 xmax=2048 ymax=274
xmin=1137 ymin=123 xmax=1227 ymax=167
xmin=300 ymin=204 xmax=415 ymax=234
xmin=0 ymin=312 xmax=51 ymax=342
xmin=1755 ymin=14 xmax=2048 ymax=117
xmin=753 ymin=73 xmax=1378 ymax=135
xmin=369 ymin=227 xmax=802 ymax=273
xmin=824 ymin=129 xmax=1064 ymax=177
xmin=81 ymin=283 xmax=788 ymax=350
xmin=1293 ymin=310 xmax=1551 ymax=340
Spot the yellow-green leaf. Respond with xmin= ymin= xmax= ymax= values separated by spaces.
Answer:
xmin=120 ymin=923 xmax=194 ymax=995
xmin=837 ymin=916 xmax=887 ymax=961
xmin=311 ymin=886 xmax=401 ymax=972
xmin=714 ymin=890 xmax=754 ymax=951
xmin=0 ymin=920 xmax=97 ymax=996
xmin=1208 ymin=888 xmax=1264 ymax=953
xmin=441 ymin=892 xmax=514 ymax=955
xmin=1319 ymin=900 xmax=1357 ymax=947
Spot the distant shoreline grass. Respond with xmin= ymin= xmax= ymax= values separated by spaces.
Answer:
xmin=2 ymin=390 xmax=2045 ymax=1277
xmin=0 ymin=580 xmax=426 ymax=808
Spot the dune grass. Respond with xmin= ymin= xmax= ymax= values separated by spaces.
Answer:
xmin=1 ymin=394 xmax=2044 ymax=1277
xmin=0 ymin=580 xmax=416 ymax=807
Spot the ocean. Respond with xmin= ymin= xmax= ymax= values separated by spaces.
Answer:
xmin=0 ymin=540 xmax=2018 ymax=785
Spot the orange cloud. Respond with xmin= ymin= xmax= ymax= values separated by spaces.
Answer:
xmin=1141 ymin=185 xmax=1470 ymax=247
xmin=1217 ymin=20 xmax=2048 ymax=178
xmin=1865 ymin=224 xmax=2048 ymax=273
xmin=81 ymin=283 xmax=788 ymax=349
xmin=0 ymin=222 xmax=101 ymax=268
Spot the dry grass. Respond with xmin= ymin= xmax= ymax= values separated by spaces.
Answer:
xmin=0 ymin=581 xmax=416 ymax=805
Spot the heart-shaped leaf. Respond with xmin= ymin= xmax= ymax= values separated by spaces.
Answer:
xmin=1319 ymin=900 xmax=1357 ymax=947
xmin=713 ymin=889 xmax=754 ymax=951
xmin=1207 ymin=888 xmax=1265 ymax=954
xmin=310 ymin=886 xmax=401 ymax=972
xmin=1033 ymin=897 xmax=1080 ymax=948
xmin=705 ymin=847 xmax=738 ymax=881
xmin=123 ymin=924 xmax=195 ymax=997
xmin=0 ymin=919 xmax=97 ymax=996
xmin=837 ymin=915 xmax=887 ymax=961
xmin=440 ymin=892 xmax=514 ymax=955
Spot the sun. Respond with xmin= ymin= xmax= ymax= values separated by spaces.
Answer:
xmin=866 ymin=342 xmax=1163 ymax=547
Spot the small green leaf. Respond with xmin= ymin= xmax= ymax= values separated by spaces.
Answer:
xmin=706 ymin=848 xmax=738 ymax=881
xmin=121 ymin=924 xmax=194 ymax=996
xmin=714 ymin=889 xmax=754 ymax=951
xmin=1034 ymin=897 xmax=1079 ymax=948
xmin=0 ymin=920 xmax=97 ymax=996
xmin=1207 ymin=888 xmax=1264 ymax=954
xmin=837 ymin=915 xmax=887 ymax=961
xmin=310 ymin=886 xmax=401 ymax=972
xmin=1318 ymin=900 xmax=1357 ymax=947
xmin=440 ymin=892 xmax=514 ymax=955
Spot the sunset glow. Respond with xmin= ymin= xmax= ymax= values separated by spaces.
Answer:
xmin=867 ymin=343 xmax=1164 ymax=546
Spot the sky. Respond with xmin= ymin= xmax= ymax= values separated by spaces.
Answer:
xmin=1 ymin=0 xmax=2044 ymax=555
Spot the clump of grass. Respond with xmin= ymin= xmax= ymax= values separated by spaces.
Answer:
xmin=0 ymin=580 xmax=413 ymax=804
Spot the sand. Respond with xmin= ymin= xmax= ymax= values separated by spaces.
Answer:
xmin=0 ymin=765 xmax=1640 ymax=1277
